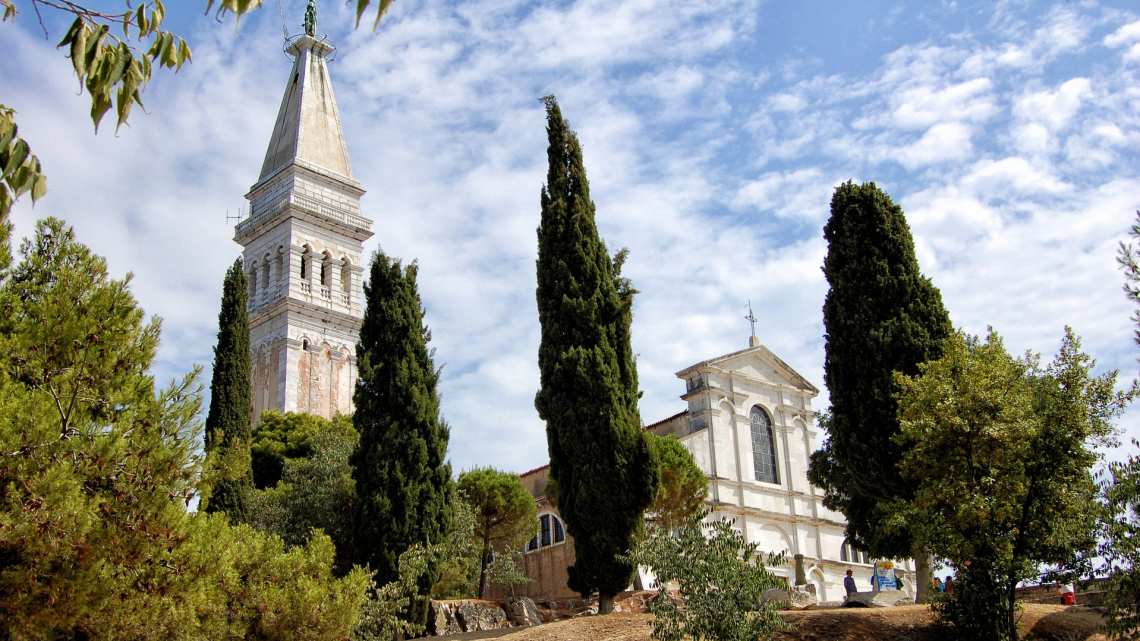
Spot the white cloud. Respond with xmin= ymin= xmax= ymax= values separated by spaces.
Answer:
xmin=895 ymin=122 xmax=974 ymax=169
xmin=4 ymin=0 xmax=1140 ymax=475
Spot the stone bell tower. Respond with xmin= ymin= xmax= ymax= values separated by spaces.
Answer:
xmin=234 ymin=4 xmax=373 ymax=426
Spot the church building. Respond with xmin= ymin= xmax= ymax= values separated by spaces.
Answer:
xmin=499 ymin=334 xmax=915 ymax=604
xmin=234 ymin=22 xmax=372 ymax=426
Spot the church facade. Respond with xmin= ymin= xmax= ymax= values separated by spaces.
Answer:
xmin=498 ymin=336 xmax=915 ymax=604
xmin=234 ymin=32 xmax=373 ymax=426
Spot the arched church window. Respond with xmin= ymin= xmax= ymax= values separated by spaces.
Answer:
xmin=750 ymin=406 xmax=779 ymax=484
xmin=261 ymin=255 xmax=270 ymax=294
xmin=841 ymin=539 xmax=869 ymax=565
xmin=553 ymin=515 xmax=565 ymax=543
xmin=526 ymin=512 xmax=566 ymax=553
xmin=249 ymin=263 xmax=258 ymax=300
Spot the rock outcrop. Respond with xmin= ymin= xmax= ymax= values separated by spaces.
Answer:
xmin=843 ymin=589 xmax=913 ymax=608
xmin=760 ymin=587 xmax=818 ymax=610
xmin=506 ymin=596 xmax=542 ymax=627
xmin=428 ymin=600 xmax=510 ymax=636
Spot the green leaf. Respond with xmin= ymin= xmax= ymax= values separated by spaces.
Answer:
xmin=3 ymin=138 xmax=27 ymax=178
xmin=66 ymin=19 xmax=88 ymax=83
xmin=31 ymin=173 xmax=47 ymax=202
xmin=136 ymin=6 xmax=148 ymax=38
xmin=105 ymin=43 xmax=132 ymax=93
xmin=1 ymin=0 xmax=15 ymax=22
xmin=175 ymin=39 xmax=191 ymax=71
xmin=90 ymin=93 xmax=112 ymax=132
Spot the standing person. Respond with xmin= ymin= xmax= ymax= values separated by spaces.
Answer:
xmin=933 ymin=577 xmax=944 ymax=592
xmin=1059 ymin=583 xmax=1076 ymax=606
xmin=844 ymin=570 xmax=857 ymax=597
xmin=945 ymin=576 xmax=954 ymax=594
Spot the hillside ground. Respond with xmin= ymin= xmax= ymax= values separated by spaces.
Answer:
xmin=450 ymin=603 xmax=1108 ymax=641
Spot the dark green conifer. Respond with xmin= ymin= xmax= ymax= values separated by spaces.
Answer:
xmin=808 ymin=181 xmax=952 ymax=561
xmin=204 ymin=259 xmax=253 ymax=519
xmin=534 ymin=96 xmax=659 ymax=614
xmin=351 ymin=250 xmax=452 ymax=626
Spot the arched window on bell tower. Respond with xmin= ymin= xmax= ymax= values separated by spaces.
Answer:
xmin=341 ymin=257 xmax=352 ymax=294
xmin=248 ymin=261 xmax=258 ymax=302
xmin=321 ymin=251 xmax=333 ymax=286
xmin=300 ymin=245 xmax=312 ymax=280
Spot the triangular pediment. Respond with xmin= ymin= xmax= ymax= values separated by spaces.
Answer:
xmin=676 ymin=343 xmax=819 ymax=395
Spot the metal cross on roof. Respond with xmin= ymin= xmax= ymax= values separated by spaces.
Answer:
xmin=745 ymin=301 xmax=758 ymax=337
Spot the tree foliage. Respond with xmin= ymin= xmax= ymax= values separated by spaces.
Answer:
xmin=487 ymin=548 xmax=532 ymax=597
xmin=0 ymin=218 xmax=368 ymax=639
xmin=1102 ymin=448 xmax=1140 ymax=639
xmin=250 ymin=410 xmax=356 ymax=489
xmin=808 ymin=180 xmax=953 ymax=562
xmin=351 ymin=249 xmax=453 ymax=629
xmin=892 ymin=329 xmax=1124 ymax=641
xmin=1104 ymin=210 xmax=1140 ymax=639
xmin=626 ymin=512 xmax=788 ymax=641
xmin=203 ymin=258 xmax=252 ymax=520
xmin=247 ymin=426 xmax=359 ymax=574
xmin=431 ymin=496 xmax=481 ymax=599
xmin=353 ymin=542 xmax=441 ymax=641
xmin=534 ymin=95 xmax=660 ymax=611
xmin=645 ymin=433 xmax=708 ymax=535
xmin=457 ymin=467 xmax=538 ymax=598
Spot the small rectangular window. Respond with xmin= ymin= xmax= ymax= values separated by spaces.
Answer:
xmin=540 ymin=515 xmax=552 ymax=547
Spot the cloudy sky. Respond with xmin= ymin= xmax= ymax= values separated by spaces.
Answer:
xmin=3 ymin=0 xmax=1139 ymax=474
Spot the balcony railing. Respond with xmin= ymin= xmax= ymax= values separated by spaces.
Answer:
xmin=236 ymin=191 xmax=372 ymax=236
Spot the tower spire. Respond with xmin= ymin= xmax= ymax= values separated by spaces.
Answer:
xmin=258 ymin=26 xmax=352 ymax=182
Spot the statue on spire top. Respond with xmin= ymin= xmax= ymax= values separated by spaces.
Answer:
xmin=303 ymin=0 xmax=317 ymax=36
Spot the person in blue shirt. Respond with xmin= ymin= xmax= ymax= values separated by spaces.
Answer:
xmin=844 ymin=569 xmax=857 ymax=597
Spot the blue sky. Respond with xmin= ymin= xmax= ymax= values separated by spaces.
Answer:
xmin=2 ymin=0 xmax=1139 ymax=474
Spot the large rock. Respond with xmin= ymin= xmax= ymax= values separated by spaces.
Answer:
xmin=428 ymin=600 xmax=510 ymax=635
xmin=843 ymin=589 xmax=913 ymax=608
xmin=456 ymin=601 xmax=509 ymax=632
xmin=506 ymin=596 xmax=541 ymax=627
xmin=759 ymin=588 xmax=817 ymax=610
xmin=428 ymin=601 xmax=462 ymax=636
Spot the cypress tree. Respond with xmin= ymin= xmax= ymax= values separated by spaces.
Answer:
xmin=534 ymin=96 xmax=659 ymax=614
xmin=807 ymin=181 xmax=952 ymax=590
xmin=351 ymin=250 xmax=452 ymax=626
xmin=204 ymin=259 xmax=253 ymax=519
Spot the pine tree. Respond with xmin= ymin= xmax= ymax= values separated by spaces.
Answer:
xmin=351 ymin=250 xmax=453 ymax=628
xmin=534 ymin=96 xmax=659 ymax=614
xmin=807 ymin=181 xmax=952 ymax=581
xmin=204 ymin=259 xmax=253 ymax=519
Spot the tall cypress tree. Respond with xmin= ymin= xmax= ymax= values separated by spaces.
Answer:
xmin=534 ymin=96 xmax=659 ymax=614
xmin=204 ymin=258 xmax=253 ymax=519
xmin=351 ymin=250 xmax=452 ymax=626
xmin=807 ymin=181 xmax=952 ymax=592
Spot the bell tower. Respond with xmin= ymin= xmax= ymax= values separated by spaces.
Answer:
xmin=234 ymin=7 xmax=373 ymax=425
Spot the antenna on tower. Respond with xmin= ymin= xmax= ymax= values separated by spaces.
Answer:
xmin=225 ymin=205 xmax=248 ymax=224
xmin=278 ymin=0 xmax=290 ymax=40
